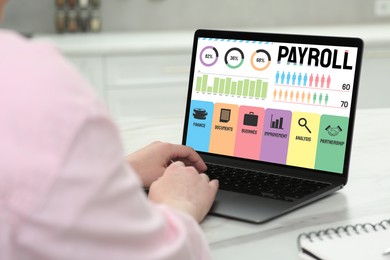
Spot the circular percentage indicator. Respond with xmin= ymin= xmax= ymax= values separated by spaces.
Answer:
xmin=200 ymin=46 xmax=219 ymax=67
xmin=251 ymin=49 xmax=271 ymax=71
xmin=224 ymin=47 xmax=244 ymax=69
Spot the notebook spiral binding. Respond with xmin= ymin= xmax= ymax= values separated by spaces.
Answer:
xmin=297 ymin=218 xmax=390 ymax=250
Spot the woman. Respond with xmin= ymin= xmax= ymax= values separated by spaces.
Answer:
xmin=0 ymin=1 xmax=218 ymax=259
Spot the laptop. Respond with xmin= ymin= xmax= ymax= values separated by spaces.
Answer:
xmin=181 ymin=29 xmax=364 ymax=223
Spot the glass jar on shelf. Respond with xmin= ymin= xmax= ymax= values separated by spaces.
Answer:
xmin=67 ymin=9 xmax=78 ymax=33
xmin=67 ymin=0 xmax=78 ymax=8
xmin=79 ymin=9 xmax=90 ymax=32
xmin=90 ymin=0 xmax=101 ymax=8
xmin=56 ymin=0 xmax=66 ymax=8
xmin=55 ymin=10 xmax=67 ymax=33
xmin=89 ymin=9 xmax=102 ymax=32
xmin=79 ymin=0 xmax=89 ymax=8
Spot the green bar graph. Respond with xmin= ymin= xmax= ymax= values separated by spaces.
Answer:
xmin=237 ymin=81 xmax=243 ymax=96
xmin=195 ymin=74 xmax=268 ymax=99
xmin=249 ymin=81 xmax=255 ymax=98
xmin=243 ymin=79 xmax=249 ymax=96
xmin=219 ymin=79 xmax=225 ymax=94
xmin=196 ymin=77 xmax=202 ymax=92
xmin=213 ymin=78 xmax=219 ymax=94
xmin=261 ymin=82 xmax=268 ymax=99
xmin=231 ymin=82 xmax=237 ymax=96
xmin=225 ymin=78 xmax=231 ymax=95
xmin=255 ymin=80 xmax=262 ymax=98
xmin=202 ymin=75 xmax=208 ymax=92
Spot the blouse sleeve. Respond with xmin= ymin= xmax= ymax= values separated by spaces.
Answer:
xmin=14 ymin=112 xmax=212 ymax=260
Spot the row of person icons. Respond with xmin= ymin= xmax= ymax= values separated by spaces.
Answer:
xmin=275 ymin=71 xmax=332 ymax=88
xmin=273 ymin=89 xmax=329 ymax=105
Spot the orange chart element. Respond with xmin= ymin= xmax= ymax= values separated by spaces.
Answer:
xmin=251 ymin=49 xmax=271 ymax=71
xmin=209 ymin=103 xmax=239 ymax=156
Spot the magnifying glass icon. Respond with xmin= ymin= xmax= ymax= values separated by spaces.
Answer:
xmin=298 ymin=118 xmax=311 ymax=133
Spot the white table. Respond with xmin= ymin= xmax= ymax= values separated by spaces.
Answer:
xmin=115 ymin=108 xmax=390 ymax=260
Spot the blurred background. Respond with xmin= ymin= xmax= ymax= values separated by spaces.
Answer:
xmin=1 ymin=0 xmax=390 ymax=120
xmin=2 ymin=0 xmax=390 ymax=33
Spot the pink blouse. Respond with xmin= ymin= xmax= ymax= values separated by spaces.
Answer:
xmin=0 ymin=30 xmax=211 ymax=260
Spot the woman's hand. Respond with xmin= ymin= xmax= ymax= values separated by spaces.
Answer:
xmin=148 ymin=161 xmax=219 ymax=223
xmin=126 ymin=141 xmax=207 ymax=187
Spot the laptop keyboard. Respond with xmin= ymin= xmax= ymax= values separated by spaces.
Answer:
xmin=205 ymin=163 xmax=331 ymax=202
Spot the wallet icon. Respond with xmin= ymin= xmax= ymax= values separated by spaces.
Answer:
xmin=243 ymin=112 xmax=258 ymax=126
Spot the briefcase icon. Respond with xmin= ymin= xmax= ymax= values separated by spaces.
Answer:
xmin=243 ymin=112 xmax=258 ymax=126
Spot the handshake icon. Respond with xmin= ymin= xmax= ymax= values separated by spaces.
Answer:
xmin=325 ymin=125 xmax=342 ymax=136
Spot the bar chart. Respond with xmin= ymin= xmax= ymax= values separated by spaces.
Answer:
xmin=195 ymin=74 xmax=268 ymax=99
xmin=270 ymin=114 xmax=284 ymax=129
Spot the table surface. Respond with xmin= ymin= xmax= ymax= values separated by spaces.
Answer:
xmin=115 ymin=107 xmax=390 ymax=260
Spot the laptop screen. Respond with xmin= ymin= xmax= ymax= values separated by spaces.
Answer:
xmin=183 ymin=30 xmax=363 ymax=175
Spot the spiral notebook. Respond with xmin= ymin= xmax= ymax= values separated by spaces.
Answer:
xmin=297 ymin=217 xmax=390 ymax=260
